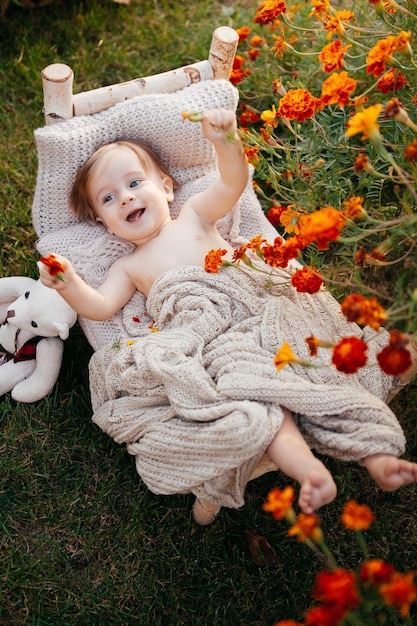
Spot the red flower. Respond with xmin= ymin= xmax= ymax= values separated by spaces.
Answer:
xmin=39 ymin=254 xmax=66 ymax=280
xmin=332 ymin=337 xmax=368 ymax=374
xmin=313 ymin=568 xmax=361 ymax=612
xmin=266 ymin=205 xmax=287 ymax=227
xmin=304 ymin=604 xmax=346 ymax=626
xmin=360 ymin=559 xmax=396 ymax=586
xmin=377 ymin=69 xmax=408 ymax=93
xmin=380 ymin=572 xmax=417 ymax=618
xmin=377 ymin=329 xmax=412 ymax=375
xmin=291 ymin=266 xmax=323 ymax=294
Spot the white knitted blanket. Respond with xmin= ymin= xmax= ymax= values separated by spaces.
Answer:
xmin=89 ymin=265 xmax=405 ymax=508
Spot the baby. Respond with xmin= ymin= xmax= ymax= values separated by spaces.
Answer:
xmin=40 ymin=109 xmax=417 ymax=517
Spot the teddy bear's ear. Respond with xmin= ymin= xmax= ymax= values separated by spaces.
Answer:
xmin=53 ymin=322 xmax=70 ymax=340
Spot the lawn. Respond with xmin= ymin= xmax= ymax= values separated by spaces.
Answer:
xmin=1 ymin=1 xmax=417 ymax=624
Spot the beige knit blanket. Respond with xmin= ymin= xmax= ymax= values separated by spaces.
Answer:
xmin=89 ymin=265 xmax=405 ymax=508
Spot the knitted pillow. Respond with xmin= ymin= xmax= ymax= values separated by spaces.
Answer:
xmin=33 ymin=78 xmax=278 ymax=350
xmin=32 ymin=79 xmax=239 ymax=236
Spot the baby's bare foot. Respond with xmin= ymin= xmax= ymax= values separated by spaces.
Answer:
xmin=298 ymin=468 xmax=337 ymax=514
xmin=365 ymin=454 xmax=417 ymax=491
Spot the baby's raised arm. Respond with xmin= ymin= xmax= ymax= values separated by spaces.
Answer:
xmin=39 ymin=253 xmax=136 ymax=321
xmin=184 ymin=109 xmax=248 ymax=223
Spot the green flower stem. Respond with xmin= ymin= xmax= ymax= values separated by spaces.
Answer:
xmin=355 ymin=530 xmax=369 ymax=558
xmin=316 ymin=539 xmax=339 ymax=570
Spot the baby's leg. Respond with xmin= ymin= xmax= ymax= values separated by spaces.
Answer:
xmin=267 ymin=409 xmax=337 ymax=514
xmin=363 ymin=453 xmax=417 ymax=491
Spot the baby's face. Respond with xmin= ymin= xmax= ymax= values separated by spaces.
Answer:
xmin=87 ymin=146 xmax=174 ymax=245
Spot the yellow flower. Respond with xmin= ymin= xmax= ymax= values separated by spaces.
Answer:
xmin=274 ymin=342 xmax=302 ymax=370
xmin=345 ymin=104 xmax=383 ymax=140
xmin=260 ymin=104 xmax=279 ymax=128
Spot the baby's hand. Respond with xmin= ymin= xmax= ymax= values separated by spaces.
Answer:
xmin=201 ymin=109 xmax=239 ymax=144
xmin=38 ymin=253 xmax=71 ymax=290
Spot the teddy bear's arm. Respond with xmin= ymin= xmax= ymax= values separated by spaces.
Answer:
xmin=11 ymin=336 xmax=64 ymax=402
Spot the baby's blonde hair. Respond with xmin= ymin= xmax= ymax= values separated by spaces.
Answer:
xmin=70 ymin=140 xmax=178 ymax=221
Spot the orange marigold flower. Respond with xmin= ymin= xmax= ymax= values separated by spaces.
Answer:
xmin=274 ymin=341 xmax=303 ymax=370
xmin=319 ymin=40 xmax=351 ymax=72
xmin=250 ymin=35 xmax=265 ymax=47
xmin=366 ymin=36 xmax=397 ymax=77
xmin=306 ymin=335 xmax=320 ymax=357
xmin=230 ymin=68 xmax=251 ymax=85
xmin=394 ymin=30 xmax=412 ymax=54
xmin=244 ymin=145 xmax=261 ymax=166
xmin=232 ymin=245 xmax=249 ymax=263
xmin=377 ymin=68 xmax=408 ymax=93
xmin=360 ymin=559 xmax=396 ymax=586
xmin=404 ymin=138 xmax=417 ymax=162
xmin=332 ymin=336 xmax=368 ymax=374
xmin=279 ymin=205 xmax=306 ymax=234
xmin=321 ymin=71 xmax=357 ymax=108
xmin=353 ymin=153 xmax=372 ymax=173
xmin=377 ymin=329 xmax=412 ymax=376
xmin=236 ymin=25 xmax=251 ymax=42
xmin=204 ymin=248 xmax=227 ymax=273
xmin=39 ymin=254 xmax=66 ymax=280
xmin=291 ymin=266 xmax=324 ymax=294
xmin=352 ymin=95 xmax=369 ymax=108
xmin=341 ymin=293 xmax=387 ymax=330
xmin=233 ymin=55 xmax=246 ymax=70
xmin=262 ymin=485 xmax=295 ymax=519
xmin=380 ymin=572 xmax=417 ymax=618
xmin=274 ymin=621 xmax=303 ymax=626
xmin=383 ymin=0 xmax=397 ymax=14
xmin=247 ymin=234 xmax=267 ymax=251
xmin=254 ymin=0 xmax=286 ymax=24
xmin=346 ymin=103 xmax=382 ymax=140
xmin=287 ymin=513 xmax=323 ymax=542
xmin=271 ymin=34 xmax=287 ymax=57
xmin=298 ymin=206 xmax=346 ymax=250
xmin=313 ymin=568 xmax=361 ymax=611
xmin=262 ymin=239 xmax=291 ymax=268
xmin=342 ymin=195 xmax=367 ymax=220
xmin=277 ymin=89 xmax=320 ymax=122
xmin=354 ymin=247 xmax=367 ymax=267
xmin=309 ymin=0 xmax=330 ymax=20
xmin=266 ymin=205 xmax=287 ymax=227
xmin=323 ymin=10 xmax=355 ymax=39
xmin=341 ymin=500 xmax=375 ymax=531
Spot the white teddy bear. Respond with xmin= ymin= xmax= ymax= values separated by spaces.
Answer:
xmin=0 ymin=276 xmax=77 ymax=402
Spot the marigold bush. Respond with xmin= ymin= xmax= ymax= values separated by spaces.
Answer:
xmin=228 ymin=0 xmax=417 ymax=375
xmin=263 ymin=488 xmax=417 ymax=624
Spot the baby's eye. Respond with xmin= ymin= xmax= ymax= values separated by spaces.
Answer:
xmin=103 ymin=193 xmax=115 ymax=204
xmin=130 ymin=179 xmax=142 ymax=189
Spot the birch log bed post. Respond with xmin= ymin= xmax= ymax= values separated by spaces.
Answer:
xmin=41 ymin=26 xmax=239 ymax=124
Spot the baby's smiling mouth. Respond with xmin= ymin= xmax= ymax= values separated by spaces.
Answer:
xmin=126 ymin=208 xmax=145 ymax=222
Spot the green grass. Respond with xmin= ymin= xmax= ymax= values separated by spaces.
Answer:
xmin=1 ymin=1 xmax=417 ymax=624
